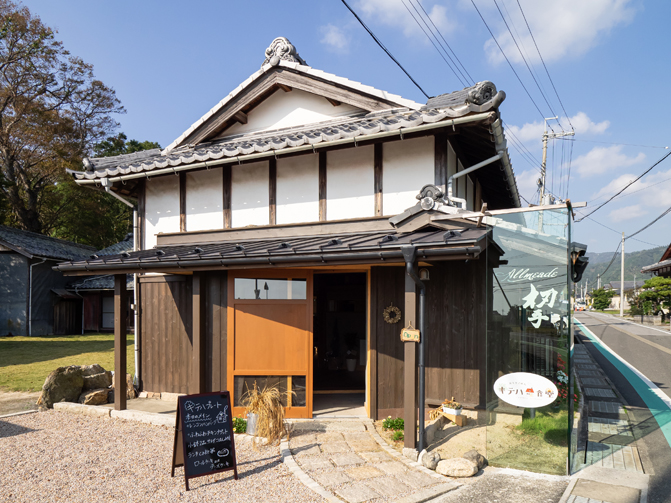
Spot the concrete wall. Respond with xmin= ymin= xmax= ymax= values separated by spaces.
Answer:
xmin=276 ymin=153 xmax=319 ymax=225
xmin=231 ymin=161 xmax=269 ymax=227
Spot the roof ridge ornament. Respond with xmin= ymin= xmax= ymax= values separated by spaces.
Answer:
xmin=263 ymin=37 xmax=307 ymax=67
xmin=467 ymin=81 xmax=497 ymax=105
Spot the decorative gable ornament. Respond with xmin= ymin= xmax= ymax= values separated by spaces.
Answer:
xmin=263 ymin=37 xmax=307 ymax=67
xmin=467 ymin=81 xmax=497 ymax=105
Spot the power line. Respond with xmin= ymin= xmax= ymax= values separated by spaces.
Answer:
xmin=469 ymin=0 xmax=550 ymax=123
xmin=559 ymin=138 xmax=669 ymax=149
xmin=412 ymin=0 xmax=475 ymax=85
xmin=626 ymin=204 xmax=671 ymax=240
xmin=586 ymin=174 xmax=671 ymax=206
xmin=340 ymin=0 xmax=430 ymax=99
xmin=576 ymin=150 xmax=671 ymax=222
xmin=492 ymin=0 xmax=561 ymax=129
xmin=600 ymin=241 xmax=622 ymax=277
xmin=516 ymin=0 xmax=574 ymax=131
xmin=400 ymin=0 xmax=466 ymax=87
xmin=580 ymin=214 xmax=662 ymax=248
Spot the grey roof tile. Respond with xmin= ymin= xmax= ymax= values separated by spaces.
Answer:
xmin=0 ymin=225 xmax=96 ymax=261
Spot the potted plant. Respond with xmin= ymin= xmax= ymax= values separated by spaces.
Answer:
xmin=345 ymin=332 xmax=358 ymax=372
xmin=442 ymin=397 xmax=463 ymax=416
xmin=241 ymin=382 xmax=290 ymax=446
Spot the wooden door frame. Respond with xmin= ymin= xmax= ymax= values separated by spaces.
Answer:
xmin=227 ymin=269 xmax=314 ymax=419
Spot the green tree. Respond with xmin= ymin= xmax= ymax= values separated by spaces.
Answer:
xmin=0 ymin=0 xmax=123 ymax=233
xmin=591 ymin=288 xmax=615 ymax=311
xmin=51 ymin=133 xmax=161 ymax=249
xmin=638 ymin=277 xmax=671 ymax=321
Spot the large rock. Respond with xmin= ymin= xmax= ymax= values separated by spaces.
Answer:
xmin=78 ymin=388 xmax=110 ymax=405
xmin=110 ymin=373 xmax=136 ymax=400
xmin=82 ymin=371 xmax=112 ymax=391
xmin=37 ymin=366 xmax=84 ymax=409
xmin=80 ymin=364 xmax=106 ymax=377
xmin=463 ymin=449 xmax=488 ymax=470
xmin=436 ymin=458 xmax=478 ymax=478
xmin=420 ymin=450 xmax=441 ymax=470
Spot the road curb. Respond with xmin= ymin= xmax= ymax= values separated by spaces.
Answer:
xmin=280 ymin=438 xmax=343 ymax=503
xmin=0 ymin=409 xmax=38 ymax=419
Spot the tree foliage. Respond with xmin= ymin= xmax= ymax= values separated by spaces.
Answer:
xmin=0 ymin=0 xmax=123 ymax=233
xmin=637 ymin=277 xmax=671 ymax=320
xmin=591 ymin=288 xmax=615 ymax=311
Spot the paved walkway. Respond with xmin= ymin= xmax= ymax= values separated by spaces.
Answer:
xmin=286 ymin=419 xmax=459 ymax=503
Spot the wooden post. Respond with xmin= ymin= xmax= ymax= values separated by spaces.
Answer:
xmin=179 ymin=172 xmax=186 ymax=232
xmin=192 ymin=273 xmax=206 ymax=394
xmin=403 ymin=273 xmax=417 ymax=449
xmin=319 ymin=152 xmax=327 ymax=221
xmin=374 ymin=143 xmax=383 ymax=216
xmin=114 ymin=274 xmax=128 ymax=411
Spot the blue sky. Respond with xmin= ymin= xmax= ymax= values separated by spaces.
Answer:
xmin=22 ymin=0 xmax=671 ymax=256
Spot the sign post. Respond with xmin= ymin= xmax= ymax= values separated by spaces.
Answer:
xmin=171 ymin=391 xmax=238 ymax=491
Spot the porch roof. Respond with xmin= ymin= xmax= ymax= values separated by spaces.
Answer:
xmin=53 ymin=226 xmax=489 ymax=275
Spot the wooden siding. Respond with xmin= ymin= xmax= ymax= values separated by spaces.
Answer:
xmin=371 ymin=258 xmax=488 ymax=418
xmin=204 ymin=271 xmax=228 ymax=392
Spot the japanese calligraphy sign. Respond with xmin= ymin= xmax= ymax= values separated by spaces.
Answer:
xmin=493 ymin=372 xmax=558 ymax=408
xmin=171 ymin=392 xmax=238 ymax=490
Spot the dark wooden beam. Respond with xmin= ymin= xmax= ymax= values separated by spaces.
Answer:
xmin=179 ymin=172 xmax=186 ymax=232
xmin=269 ymin=159 xmax=277 ymax=225
xmin=319 ymin=152 xmax=327 ymax=221
xmin=374 ymin=143 xmax=383 ymax=216
xmin=326 ymin=98 xmax=341 ymax=107
xmin=277 ymin=83 xmax=292 ymax=93
xmin=403 ymin=273 xmax=417 ymax=449
xmin=223 ymin=166 xmax=232 ymax=228
xmin=233 ymin=111 xmax=248 ymax=124
xmin=192 ymin=273 xmax=206 ymax=394
xmin=114 ymin=274 xmax=128 ymax=411
xmin=137 ymin=179 xmax=145 ymax=251
xmin=368 ymin=270 xmax=377 ymax=420
xmin=434 ymin=132 xmax=448 ymax=193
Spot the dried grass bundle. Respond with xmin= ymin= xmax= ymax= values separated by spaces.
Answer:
xmin=242 ymin=383 xmax=290 ymax=446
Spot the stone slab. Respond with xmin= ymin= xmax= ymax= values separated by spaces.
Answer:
xmin=293 ymin=444 xmax=322 ymax=456
xmin=311 ymin=470 xmax=353 ymax=487
xmin=297 ymin=455 xmax=334 ymax=471
xmin=571 ymin=479 xmax=640 ymax=503
xmin=335 ymin=482 xmax=381 ymax=503
xmin=395 ymin=482 xmax=461 ymax=503
xmin=345 ymin=465 xmax=384 ymax=480
xmin=320 ymin=441 xmax=351 ymax=453
xmin=358 ymin=451 xmax=393 ymax=463
xmin=585 ymin=388 xmax=617 ymax=398
xmin=396 ymin=470 xmax=440 ymax=489
xmin=581 ymin=378 xmax=609 ymax=387
xmin=347 ymin=440 xmax=380 ymax=451
xmin=363 ymin=476 xmax=412 ymax=498
xmin=589 ymin=401 xmax=625 ymax=415
xmin=376 ymin=461 xmax=409 ymax=475
xmin=330 ymin=453 xmax=365 ymax=467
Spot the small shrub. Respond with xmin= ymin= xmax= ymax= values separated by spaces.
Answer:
xmin=233 ymin=417 xmax=247 ymax=434
xmin=382 ymin=416 xmax=404 ymax=431
xmin=391 ymin=430 xmax=404 ymax=442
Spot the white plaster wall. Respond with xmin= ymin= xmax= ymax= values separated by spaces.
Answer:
xmin=277 ymin=153 xmax=319 ymax=224
xmin=382 ymin=136 xmax=434 ymax=216
xmin=232 ymin=161 xmax=269 ymax=227
xmin=327 ymin=146 xmax=375 ymax=220
xmin=144 ymin=175 xmax=180 ymax=249
xmin=226 ymin=89 xmax=362 ymax=136
xmin=185 ymin=168 xmax=223 ymax=232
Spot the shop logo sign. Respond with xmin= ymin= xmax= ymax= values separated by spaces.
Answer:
xmin=503 ymin=267 xmax=559 ymax=283
xmin=494 ymin=372 xmax=558 ymax=408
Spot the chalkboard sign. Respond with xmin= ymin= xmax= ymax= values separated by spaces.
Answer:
xmin=171 ymin=391 xmax=238 ymax=490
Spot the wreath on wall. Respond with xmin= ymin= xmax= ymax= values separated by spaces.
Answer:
xmin=383 ymin=304 xmax=402 ymax=324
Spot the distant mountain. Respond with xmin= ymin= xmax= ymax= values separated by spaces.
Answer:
xmin=578 ymin=245 xmax=666 ymax=291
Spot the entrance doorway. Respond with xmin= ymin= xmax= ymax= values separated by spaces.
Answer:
xmin=313 ymin=272 xmax=367 ymax=417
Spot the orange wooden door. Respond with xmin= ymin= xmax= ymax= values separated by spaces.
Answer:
xmin=227 ymin=270 xmax=313 ymax=419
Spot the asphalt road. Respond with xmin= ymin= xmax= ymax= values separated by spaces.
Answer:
xmin=574 ymin=312 xmax=671 ymax=503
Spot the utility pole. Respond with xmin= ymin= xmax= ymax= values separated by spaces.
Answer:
xmin=538 ymin=118 xmax=575 ymax=231
xmin=620 ymin=232 xmax=625 ymax=317
xmin=597 ymin=274 xmax=601 ymax=290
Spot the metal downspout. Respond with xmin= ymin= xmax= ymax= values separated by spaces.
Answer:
xmin=402 ymin=246 xmax=426 ymax=453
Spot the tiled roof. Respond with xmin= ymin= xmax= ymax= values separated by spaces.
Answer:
xmin=606 ymin=280 xmax=647 ymax=293
xmin=67 ymin=274 xmax=134 ymax=291
xmin=96 ymin=234 xmax=134 ymax=256
xmin=54 ymin=227 xmax=487 ymax=274
xmin=0 ymin=226 xmax=95 ymax=261
xmin=641 ymin=258 xmax=671 ymax=275
xmin=70 ymin=111 xmax=500 ymax=182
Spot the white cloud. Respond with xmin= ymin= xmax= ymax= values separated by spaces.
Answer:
xmin=320 ymin=24 xmax=350 ymax=52
xmin=484 ymin=0 xmax=636 ymax=65
xmin=591 ymin=167 xmax=671 ymax=209
xmin=507 ymin=112 xmax=610 ymax=144
xmin=573 ymin=146 xmax=645 ymax=177
xmin=608 ymin=204 xmax=646 ymax=221
xmin=514 ymin=169 xmax=539 ymax=202
xmin=357 ymin=0 xmax=454 ymax=39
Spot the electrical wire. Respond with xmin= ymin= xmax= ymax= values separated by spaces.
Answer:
xmin=559 ymin=138 xmax=669 ymax=150
xmin=516 ymin=0 xmax=574 ymax=131
xmin=400 ymin=0 xmax=466 ymax=86
xmin=576 ymin=150 xmax=671 ymax=222
xmin=412 ymin=0 xmax=475 ymax=84
xmin=340 ymin=0 xmax=430 ymax=99
xmin=469 ymin=0 xmax=550 ymax=123
xmin=600 ymin=241 xmax=622 ymax=277
xmin=580 ymin=214 xmax=662 ymax=248
xmin=626 ymin=205 xmax=671 ymax=240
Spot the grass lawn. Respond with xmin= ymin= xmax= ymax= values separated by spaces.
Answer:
xmin=0 ymin=333 xmax=134 ymax=392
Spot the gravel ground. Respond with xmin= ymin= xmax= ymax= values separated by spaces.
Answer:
xmin=0 ymin=411 xmax=326 ymax=503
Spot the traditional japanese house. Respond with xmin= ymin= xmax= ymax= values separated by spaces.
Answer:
xmin=57 ymin=38 xmax=581 ymax=467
